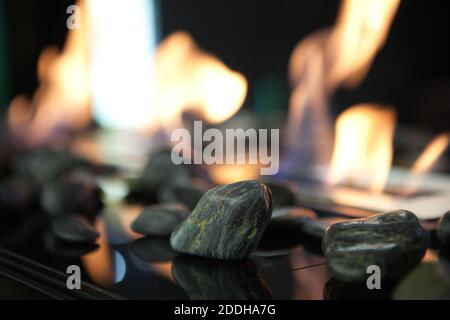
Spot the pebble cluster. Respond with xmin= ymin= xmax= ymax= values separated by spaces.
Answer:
xmin=1 ymin=146 xmax=450 ymax=299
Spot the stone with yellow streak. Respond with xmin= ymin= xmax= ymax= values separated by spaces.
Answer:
xmin=170 ymin=180 xmax=272 ymax=260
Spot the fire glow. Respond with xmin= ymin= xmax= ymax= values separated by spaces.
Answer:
xmin=8 ymin=0 xmax=91 ymax=145
xmin=8 ymin=0 xmax=247 ymax=139
xmin=327 ymin=104 xmax=396 ymax=193
xmin=4 ymin=0 xmax=450 ymax=218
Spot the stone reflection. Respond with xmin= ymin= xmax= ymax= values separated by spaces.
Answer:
xmin=324 ymin=277 xmax=395 ymax=300
xmin=172 ymin=255 xmax=272 ymax=300
xmin=130 ymin=236 xmax=176 ymax=263
xmin=393 ymin=261 xmax=450 ymax=300
xmin=43 ymin=231 xmax=99 ymax=257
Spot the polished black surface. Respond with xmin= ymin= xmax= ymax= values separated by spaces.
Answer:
xmin=0 ymin=200 xmax=443 ymax=300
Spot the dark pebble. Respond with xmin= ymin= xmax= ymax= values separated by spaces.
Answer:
xmin=51 ymin=215 xmax=100 ymax=244
xmin=43 ymin=231 xmax=99 ymax=257
xmin=157 ymin=183 xmax=207 ymax=211
xmin=258 ymin=207 xmax=317 ymax=251
xmin=140 ymin=150 xmax=190 ymax=193
xmin=323 ymin=210 xmax=428 ymax=283
xmin=266 ymin=182 xmax=297 ymax=208
xmin=301 ymin=217 xmax=348 ymax=239
xmin=41 ymin=171 xmax=103 ymax=221
xmin=131 ymin=203 xmax=189 ymax=236
xmin=13 ymin=148 xmax=91 ymax=185
xmin=128 ymin=149 xmax=210 ymax=205
xmin=269 ymin=207 xmax=317 ymax=230
xmin=172 ymin=254 xmax=272 ymax=300
xmin=170 ymin=180 xmax=273 ymax=260
xmin=0 ymin=177 xmax=39 ymax=214
xmin=437 ymin=211 xmax=450 ymax=247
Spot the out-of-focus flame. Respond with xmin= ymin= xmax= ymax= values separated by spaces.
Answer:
xmin=8 ymin=0 xmax=91 ymax=145
xmin=286 ymin=0 xmax=400 ymax=168
xmin=404 ymin=132 xmax=450 ymax=194
xmin=209 ymin=163 xmax=260 ymax=185
xmin=327 ymin=0 xmax=401 ymax=88
xmin=81 ymin=219 xmax=113 ymax=287
xmin=151 ymin=31 xmax=247 ymax=131
xmin=7 ymin=95 xmax=31 ymax=131
xmin=9 ymin=3 xmax=245 ymax=141
xmin=411 ymin=132 xmax=450 ymax=175
xmin=327 ymin=104 xmax=396 ymax=193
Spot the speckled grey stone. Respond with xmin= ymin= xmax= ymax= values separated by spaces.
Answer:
xmin=170 ymin=180 xmax=272 ymax=261
xmin=437 ymin=211 xmax=450 ymax=247
xmin=323 ymin=210 xmax=428 ymax=283
xmin=131 ymin=203 xmax=189 ymax=236
xmin=52 ymin=215 xmax=100 ymax=244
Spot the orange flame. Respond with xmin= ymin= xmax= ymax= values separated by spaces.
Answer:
xmin=209 ymin=163 xmax=261 ymax=185
xmin=327 ymin=0 xmax=400 ymax=89
xmin=81 ymin=219 xmax=113 ymax=287
xmin=327 ymin=104 xmax=396 ymax=193
xmin=412 ymin=132 xmax=450 ymax=175
xmin=8 ymin=0 xmax=91 ymax=145
xmin=150 ymin=31 xmax=247 ymax=130
xmin=286 ymin=0 xmax=400 ymax=167
xmin=404 ymin=132 xmax=450 ymax=194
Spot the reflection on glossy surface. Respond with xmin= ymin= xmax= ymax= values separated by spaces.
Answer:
xmin=172 ymin=255 xmax=272 ymax=300
xmin=81 ymin=219 xmax=114 ymax=287
xmin=290 ymin=252 xmax=328 ymax=300
xmin=103 ymin=206 xmax=142 ymax=244
xmin=43 ymin=231 xmax=99 ymax=257
xmin=324 ymin=277 xmax=395 ymax=300
xmin=131 ymin=236 xmax=176 ymax=263
xmin=152 ymin=262 xmax=174 ymax=283
xmin=113 ymin=250 xmax=127 ymax=284
xmin=393 ymin=262 xmax=450 ymax=300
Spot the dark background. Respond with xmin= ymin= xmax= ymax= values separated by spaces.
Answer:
xmin=1 ymin=0 xmax=450 ymax=133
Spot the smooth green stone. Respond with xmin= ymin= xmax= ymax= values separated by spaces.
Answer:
xmin=323 ymin=210 xmax=428 ymax=283
xmin=393 ymin=262 xmax=450 ymax=300
xmin=172 ymin=255 xmax=272 ymax=300
xmin=131 ymin=203 xmax=189 ymax=236
xmin=170 ymin=180 xmax=272 ymax=261
xmin=437 ymin=211 xmax=450 ymax=247
xmin=52 ymin=215 xmax=100 ymax=244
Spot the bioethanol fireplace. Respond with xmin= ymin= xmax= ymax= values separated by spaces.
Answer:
xmin=4 ymin=0 xmax=450 ymax=221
